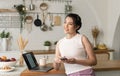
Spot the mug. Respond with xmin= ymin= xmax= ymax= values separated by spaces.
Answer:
xmin=39 ymin=58 xmax=46 ymax=67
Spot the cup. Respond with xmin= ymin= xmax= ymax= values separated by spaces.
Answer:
xmin=39 ymin=58 xmax=46 ymax=67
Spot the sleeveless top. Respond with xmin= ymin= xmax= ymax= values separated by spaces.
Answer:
xmin=58 ymin=34 xmax=91 ymax=74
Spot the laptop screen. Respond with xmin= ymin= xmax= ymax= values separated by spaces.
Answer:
xmin=22 ymin=52 xmax=39 ymax=70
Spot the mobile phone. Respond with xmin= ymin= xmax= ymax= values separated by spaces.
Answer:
xmin=60 ymin=57 xmax=67 ymax=60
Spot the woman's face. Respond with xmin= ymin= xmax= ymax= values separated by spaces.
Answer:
xmin=64 ymin=17 xmax=77 ymax=34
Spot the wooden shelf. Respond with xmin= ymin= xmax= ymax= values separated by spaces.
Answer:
xmin=0 ymin=9 xmax=16 ymax=13
xmin=25 ymin=49 xmax=114 ymax=55
xmin=94 ymin=49 xmax=114 ymax=54
xmin=25 ymin=50 xmax=55 ymax=55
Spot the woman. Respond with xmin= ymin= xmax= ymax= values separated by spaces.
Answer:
xmin=53 ymin=13 xmax=97 ymax=76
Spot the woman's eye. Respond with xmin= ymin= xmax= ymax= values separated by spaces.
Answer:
xmin=69 ymin=23 xmax=73 ymax=25
xmin=64 ymin=21 xmax=73 ymax=25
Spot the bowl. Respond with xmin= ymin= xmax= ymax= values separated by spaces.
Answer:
xmin=0 ymin=61 xmax=17 ymax=67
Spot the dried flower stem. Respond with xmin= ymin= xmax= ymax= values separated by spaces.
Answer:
xmin=92 ymin=27 xmax=99 ymax=38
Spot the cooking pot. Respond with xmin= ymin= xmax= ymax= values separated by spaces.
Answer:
xmin=40 ymin=22 xmax=48 ymax=31
xmin=34 ymin=14 xmax=42 ymax=27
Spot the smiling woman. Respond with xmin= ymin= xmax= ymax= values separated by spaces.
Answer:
xmin=53 ymin=13 xmax=97 ymax=76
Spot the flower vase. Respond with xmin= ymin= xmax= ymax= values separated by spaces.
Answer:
xmin=19 ymin=51 xmax=24 ymax=66
xmin=2 ymin=38 xmax=9 ymax=51
xmin=93 ymin=38 xmax=97 ymax=50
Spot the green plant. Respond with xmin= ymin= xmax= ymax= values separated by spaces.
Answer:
xmin=44 ymin=41 xmax=51 ymax=46
xmin=14 ymin=4 xmax=27 ymax=33
xmin=0 ymin=30 xmax=10 ymax=38
xmin=14 ymin=4 xmax=26 ymax=15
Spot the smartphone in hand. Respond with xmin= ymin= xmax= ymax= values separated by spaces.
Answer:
xmin=60 ymin=57 xmax=68 ymax=61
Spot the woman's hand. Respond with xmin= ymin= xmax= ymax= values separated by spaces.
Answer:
xmin=53 ymin=58 xmax=62 ymax=70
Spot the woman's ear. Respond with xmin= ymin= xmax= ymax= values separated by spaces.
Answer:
xmin=76 ymin=26 xmax=80 ymax=30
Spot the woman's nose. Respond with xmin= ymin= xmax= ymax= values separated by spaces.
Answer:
xmin=64 ymin=23 xmax=68 ymax=28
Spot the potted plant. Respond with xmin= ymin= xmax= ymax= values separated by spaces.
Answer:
xmin=14 ymin=4 xmax=27 ymax=33
xmin=0 ymin=30 xmax=10 ymax=38
xmin=44 ymin=41 xmax=51 ymax=51
xmin=0 ymin=30 xmax=10 ymax=51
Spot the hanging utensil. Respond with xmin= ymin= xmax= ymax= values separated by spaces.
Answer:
xmin=54 ymin=15 xmax=61 ymax=26
xmin=25 ymin=16 xmax=33 ymax=24
xmin=25 ymin=16 xmax=33 ymax=33
xmin=39 ymin=1 xmax=48 ymax=11
xmin=65 ymin=1 xmax=72 ymax=13
xmin=34 ymin=14 xmax=42 ymax=27
xmin=40 ymin=12 xmax=48 ymax=31
xmin=48 ymin=13 xmax=54 ymax=31
xmin=39 ymin=0 xmax=48 ymax=31
xmin=29 ymin=0 xmax=35 ymax=10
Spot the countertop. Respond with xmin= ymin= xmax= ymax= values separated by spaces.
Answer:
xmin=21 ymin=60 xmax=120 ymax=76
xmin=0 ymin=65 xmax=26 ymax=76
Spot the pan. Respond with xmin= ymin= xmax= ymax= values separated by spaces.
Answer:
xmin=34 ymin=14 xmax=42 ymax=27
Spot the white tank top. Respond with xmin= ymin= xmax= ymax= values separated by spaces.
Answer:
xmin=58 ymin=34 xmax=91 ymax=74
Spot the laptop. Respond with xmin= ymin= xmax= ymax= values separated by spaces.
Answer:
xmin=22 ymin=52 xmax=53 ymax=72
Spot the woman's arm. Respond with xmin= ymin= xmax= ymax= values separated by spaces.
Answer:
xmin=53 ymin=42 xmax=62 ymax=70
xmin=75 ymin=35 xmax=97 ymax=66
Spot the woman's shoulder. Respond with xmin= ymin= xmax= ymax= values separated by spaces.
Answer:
xmin=77 ymin=34 xmax=87 ymax=38
xmin=77 ymin=34 xmax=89 ymax=42
xmin=57 ymin=37 xmax=65 ymax=44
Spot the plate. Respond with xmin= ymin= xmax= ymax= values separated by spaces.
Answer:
xmin=0 ymin=67 xmax=15 ymax=72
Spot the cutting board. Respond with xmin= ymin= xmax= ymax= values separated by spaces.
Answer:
xmin=54 ymin=16 xmax=61 ymax=26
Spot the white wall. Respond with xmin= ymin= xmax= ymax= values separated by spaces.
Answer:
xmin=0 ymin=0 xmax=99 ymax=51
xmin=0 ymin=0 xmax=120 ymax=59
xmin=108 ymin=0 xmax=120 ymax=59
xmin=108 ymin=0 xmax=120 ymax=47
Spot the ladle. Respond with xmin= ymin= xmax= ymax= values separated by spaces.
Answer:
xmin=40 ymin=12 xmax=48 ymax=31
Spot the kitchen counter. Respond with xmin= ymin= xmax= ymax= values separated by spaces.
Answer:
xmin=20 ymin=63 xmax=65 ymax=76
xmin=21 ymin=60 xmax=120 ymax=76
xmin=0 ymin=65 xmax=26 ymax=76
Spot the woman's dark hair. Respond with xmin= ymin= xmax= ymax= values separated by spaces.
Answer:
xmin=65 ymin=13 xmax=82 ymax=33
